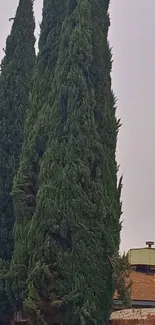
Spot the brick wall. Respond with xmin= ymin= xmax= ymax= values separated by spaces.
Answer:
xmin=110 ymin=308 xmax=155 ymax=325
xmin=110 ymin=308 xmax=155 ymax=320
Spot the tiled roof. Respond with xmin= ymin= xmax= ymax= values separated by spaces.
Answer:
xmin=114 ymin=271 xmax=155 ymax=301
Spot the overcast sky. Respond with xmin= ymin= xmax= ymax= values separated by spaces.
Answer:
xmin=0 ymin=0 xmax=155 ymax=252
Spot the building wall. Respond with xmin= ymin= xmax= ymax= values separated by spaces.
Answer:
xmin=110 ymin=308 xmax=155 ymax=325
xmin=109 ymin=320 xmax=155 ymax=325
xmin=128 ymin=248 xmax=155 ymax=266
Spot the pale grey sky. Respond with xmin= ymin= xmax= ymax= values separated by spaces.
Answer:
xmin=0 ymin=0 xmax=154 ymax=252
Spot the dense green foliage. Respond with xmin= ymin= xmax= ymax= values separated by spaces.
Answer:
xmin=111 ymin=253 xmax=132 ymax=308
xmin=0 ymin=260 xmax=13 ymax=325
xmin=9 ymin=0 xmax=67 ymax=312
xmin=11 ymin=0 xmax=121 ymax=324
xmin=0 ymin=0 xmax=35 ymax=261
xmin=0 ymin=0 xmax=36 ymax=322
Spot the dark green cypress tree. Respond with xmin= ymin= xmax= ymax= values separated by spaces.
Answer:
xmin=8 ymin=0 xmax=67 ymax=310
xmin=0 ymin=0 xmax=36 ymax=262
xmin=11 ymin=0 xmax=121 ymax=324
xmin=12 ymin=0 xmax=67 ymax=267
xmin=88 ymin=1 xmax=122 ymax=322
xmin=0 ymin=0 xmax=36 ymax=322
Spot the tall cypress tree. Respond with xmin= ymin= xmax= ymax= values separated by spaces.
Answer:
xmin=0 ymin=0 xmax=36 ymax=323
xmin=8 ymin=0 xmax=67 ymax=310
xmin=0 ymin=0 xmax=35 ymax=261
xmin=11 ymin=0 xmax=121 ymax=324
xmin=89 ymin=1 xmax=122 ymax=321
